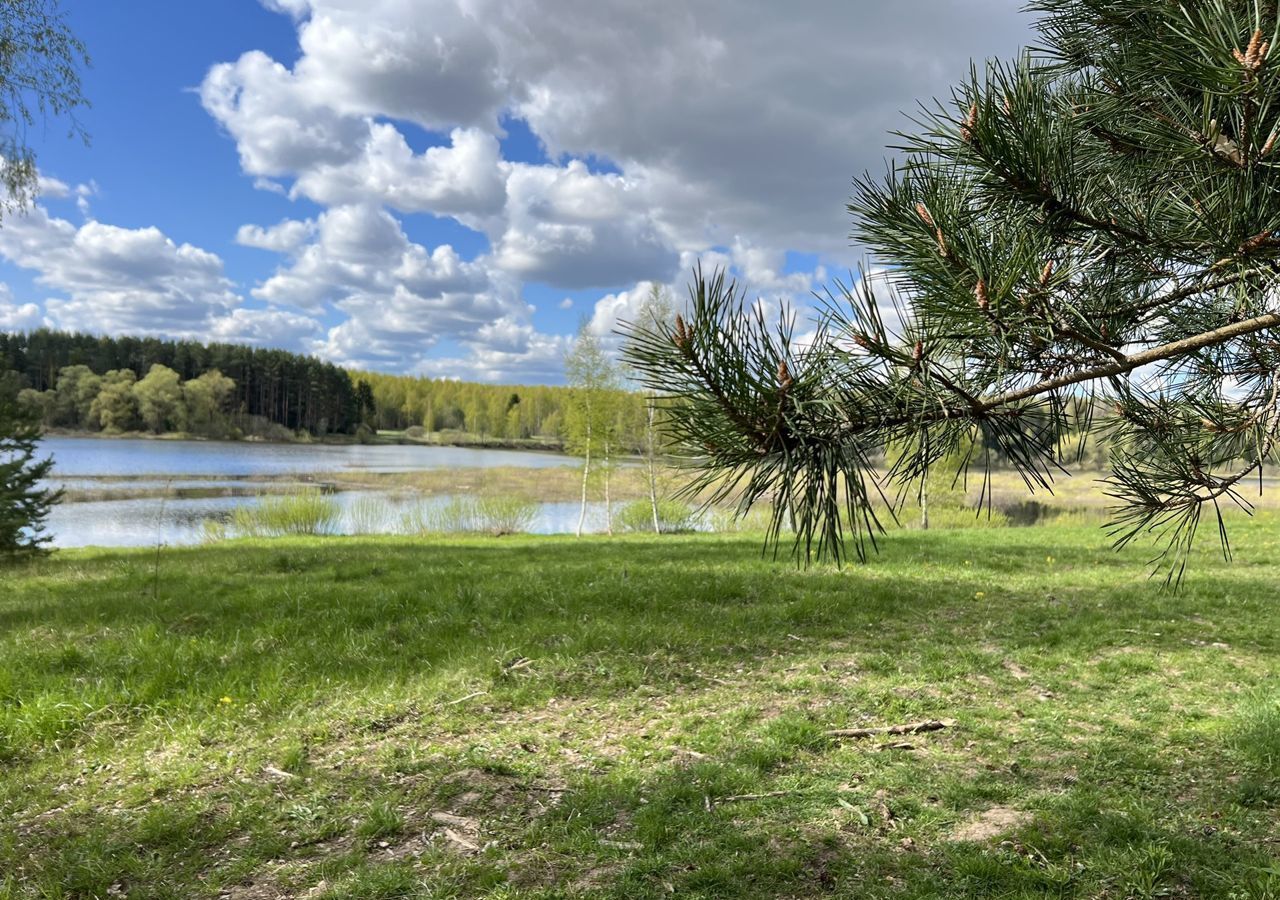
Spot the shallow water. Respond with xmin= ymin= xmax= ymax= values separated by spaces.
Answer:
xmin=44 ymin=493 xmax=613 ymax=548
xmin=35 ymin=436 xmax=612 ymax=548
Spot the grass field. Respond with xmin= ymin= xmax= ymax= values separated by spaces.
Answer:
xmin=2 ymin=521 xmax=1278 ymax=898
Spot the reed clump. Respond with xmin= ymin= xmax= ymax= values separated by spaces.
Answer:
xmin=400 ymin=495 xmax=538 ymax=536
xmin=220 ymin=490 xmax=342 ymax=538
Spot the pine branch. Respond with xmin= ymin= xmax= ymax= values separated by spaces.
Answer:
xmin=623 ymin=0 xmax=1280 ymax=579
xmin=974 ymin=311 xmax=1280 ymax=414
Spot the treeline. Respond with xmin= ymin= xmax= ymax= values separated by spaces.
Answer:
xmin=0 ymin=330 xmax=360 ymax=435
xmin=18 ymin=364 xmax=243 ymax=438
xmin=357 ymin=371 xmax=650 ymax=450
xmin=0 ymin=329 xmax=655 ymax=447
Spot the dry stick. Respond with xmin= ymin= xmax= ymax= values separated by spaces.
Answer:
xmin=443 ymin=690 xmax=488 ymax=706
xmin=713 ymin=790 xmax=800 ymax=804
xmin=430 ymin=811 xmax=479 ymax=829
xmin=150 ymin=477 xmax=174 ymax=603
xmin=825 ymin=719 xmax=955 ymax=739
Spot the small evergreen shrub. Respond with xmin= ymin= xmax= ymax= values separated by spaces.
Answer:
xmin=0 ymin=372 xmax=61 ymax=559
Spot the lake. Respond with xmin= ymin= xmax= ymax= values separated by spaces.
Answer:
xmin=45 ymin=494 xmax=610 ymax=548
xmin=36 ymin=436 xmax=613 ymax=548
xmin=40 ymin=435 xmax=576 ymax=477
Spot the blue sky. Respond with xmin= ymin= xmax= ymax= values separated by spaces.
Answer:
xmin=0 ymin=0 xmax=1030 ymax=383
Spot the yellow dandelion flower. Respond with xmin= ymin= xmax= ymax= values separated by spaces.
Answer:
xmin=974 ymin=591 xmax=986 ymax=600
xmin=219 ymin=696 xmax=233 ymax=705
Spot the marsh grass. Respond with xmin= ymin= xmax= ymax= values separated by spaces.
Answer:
xmin=617 ymin=499 xmax=700 ymax=533
xmin=3 ymin=519 xmax=1280 ymax=897
xmin=227 ymin=489 xmax=342 ymax=538
xmin=399 ymin=494 xmax=539 ymax=536
xmin=345 ymin=494 xmax=396 ymax=535
xmin=472 ymin=494 xmax=539 ymax=535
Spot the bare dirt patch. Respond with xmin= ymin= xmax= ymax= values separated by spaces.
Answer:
xmin=949 ymin=806 xmax=1032 ymax=843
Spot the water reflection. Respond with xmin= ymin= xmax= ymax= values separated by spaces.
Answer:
xmin=45 ymin=492 xmax=616 ymax=548
xmin=40 ymin=436 xmax=577 ymax=478
xmin=36 ymin=437 xmax=651 ymax=548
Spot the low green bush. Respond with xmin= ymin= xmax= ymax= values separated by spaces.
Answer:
xmin=473 ymin=495 xmax=538 ymax=535
xmin=618 ymin=499 xmax=700 ymax=533
xmin=708 ymin=505 xmax=788 ymax=534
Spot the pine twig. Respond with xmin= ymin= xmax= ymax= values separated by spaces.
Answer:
xmin=825 ymin=719 xmax=956 ymax=739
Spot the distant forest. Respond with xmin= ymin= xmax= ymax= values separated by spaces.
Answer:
xmin=0 ymin=330 xmax=649 ymax=447
xmin=358 ymin=371 xmax=648 ymax=448
xmin=0 ymin=330 xmax=361 ymax=436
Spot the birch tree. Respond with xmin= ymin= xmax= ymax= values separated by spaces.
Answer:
xmin=565 ymin=321 xmax=620 ymax=536
xmin=624 ymin=283 xmax=677 ymax=532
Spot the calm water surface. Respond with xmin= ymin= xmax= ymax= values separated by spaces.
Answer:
xmin=45 ymin=494 xmax=612 ymax=548
xmin=42 ymin=436 xmax=575 ymax=477
xmin=38 ymin=436 xmax=601 ymax=548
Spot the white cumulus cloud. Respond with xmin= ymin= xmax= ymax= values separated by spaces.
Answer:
xmin=0 ymin=1 xmax=1038 ymax=382
xmin=0 ymin=205 xmax=240 ymax=337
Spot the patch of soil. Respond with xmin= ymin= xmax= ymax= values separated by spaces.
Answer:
xmin=1003 ymin=660 xmax=1032 ymax=680
xmin=949 ymin=806 xmax=1032 ymax=842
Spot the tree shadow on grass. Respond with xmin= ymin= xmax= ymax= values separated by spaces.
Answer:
xmin=12 ymin=695 xmax=1277 ymax=899
xmin=497 ymin=702 xmax=1280 ymax=898
xmin=1 ymin=532 xmax=1276 ymax=725
xmin=3 ymin=531 xmax=1279 ymax=896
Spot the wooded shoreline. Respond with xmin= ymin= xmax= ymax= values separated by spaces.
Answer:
xmin=38 ymin=426 xmax=568 ymax=452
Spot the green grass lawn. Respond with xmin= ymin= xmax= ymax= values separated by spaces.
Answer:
xmin=2 ymin=522 xmax=1278 ymax=898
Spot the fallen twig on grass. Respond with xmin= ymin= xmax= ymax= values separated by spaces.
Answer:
xmin=825 ymin=719 xmax=955 ymax=739
xmin=714 ymin=790 xmax=799 ymax=804
xmin=443 ymin=690 xmax=488 ymax=706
